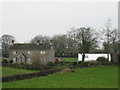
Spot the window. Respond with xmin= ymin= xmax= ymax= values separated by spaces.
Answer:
xmin=42 ymin=51 xmax=45 ymax=54
xmin=40 ymin=58 xmax=45 ymax=61
xmin=28 ymin=51 xmax=32 ymax=54
xmin=40 ymin=51 xmax=42 ymax=54
xmin=43 ymin=58 xmax=45 ymax=61
xmin=13 ymin=51 xmax=17 ymax=54
xmin=40 ymin=57 xmax=43 ymax=61
xmin=40 ymin=51 xmax=45 ymax=54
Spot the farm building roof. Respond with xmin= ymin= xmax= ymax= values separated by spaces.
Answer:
xmin=9 ymin=43 xmax=51 ymax=50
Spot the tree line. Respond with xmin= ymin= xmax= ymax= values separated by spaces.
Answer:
xmin=0 ymin=19 xmax=119 ymax=62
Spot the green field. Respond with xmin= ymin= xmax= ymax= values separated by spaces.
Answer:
xmin=2 ymin=66 xmax=118 ymax=88
xmin=0 ymin=66 xmax=2 ymax=77
xmin=61 ymin=57 xmax=78 ymax=62
xmin=2 ymin=66 xmax=39 ymax=77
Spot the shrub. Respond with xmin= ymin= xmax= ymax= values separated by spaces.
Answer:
xmin=47 ymin=61 xmax=54 ymax=66
xmin=2 ymin=59 xmax=8 ymax=63
xmin=88 ymin=61 xmax=98 ymax=66
xmin=82 ymin=62 xmax=89 ymax=66
xmin=2 ymin=58 xmax=10 ymax=63
xmin=9 ymin=60 xmax=13 ymax=63
xmin=78 ymin=61 xmax=82 ymax=64
xmin=2 ymin=68 xmax=61 ymax=82
xmin=54 ymin=59 xmax=61 ymax=64
xmin=73 ymin=61 xmax=78 ymax=66
xmin=96 ymin=57 xmax=108 ymax=63
xmin=77 ymin=62 xmax=90 ymax=67
xmin=20 ymin=62 xmax=24 ymax=65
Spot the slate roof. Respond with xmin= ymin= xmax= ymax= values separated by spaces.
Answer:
xmin=9 ymin=43 xmax=51 ymax=50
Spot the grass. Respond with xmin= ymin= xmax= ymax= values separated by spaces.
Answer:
xmin=0 ymin=66 xmax=2 ymax=77
xmin=2 ymin=66 xmax=39 ymax=77
xmin=2 ymin=66 xmax=118 ymax=88
xmin=61 ymin=57 xmax=78 ymax=62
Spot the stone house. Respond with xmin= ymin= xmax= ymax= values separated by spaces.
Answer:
xmin=9 ymin=42 xmax=55 ymax=64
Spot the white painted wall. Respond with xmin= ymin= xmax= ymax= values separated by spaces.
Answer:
xmin=78 ymin=53 xmax=111 ymax=61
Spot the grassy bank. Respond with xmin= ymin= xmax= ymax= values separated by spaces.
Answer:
xmin=2 ymin=66 xmax=118 ymax=88
xmin=2 ymin=66 xmax=39 ymax=77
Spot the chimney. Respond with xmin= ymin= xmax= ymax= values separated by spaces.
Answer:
xmin=40 ymin=40 xmax=43 ymax=44
xmin=37 ymin=40 xmax=40 ymax=45
xmin=50 ymin=39 xmax=53 ymax=46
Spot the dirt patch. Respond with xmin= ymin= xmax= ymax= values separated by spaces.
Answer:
xmin=59 ymin=68 xmax=74 ymax=74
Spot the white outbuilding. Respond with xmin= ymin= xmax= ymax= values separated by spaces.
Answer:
xmin=78 ymin=53 xmax=111 ymax=61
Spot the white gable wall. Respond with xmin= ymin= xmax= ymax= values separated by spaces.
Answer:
xmin=78 ymin=54 xmax=111 ymax=61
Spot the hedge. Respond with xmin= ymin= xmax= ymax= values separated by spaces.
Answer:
xmin=2 ymin=68 xmax=62 ymax=82
xmin=2 ymin=63 xmax=54 ymax=71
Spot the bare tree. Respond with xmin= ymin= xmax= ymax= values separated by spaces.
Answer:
xmin=103 ymin=28 xmax=118 ymax=62
xmin=52 ymin=34 xmax=77 ymax=54
xmin=68 ymin=27 xmax=98 ymax=62
xmin=1 ymin=34 xmax=16 ymax=57
xmin=52 ymin=34 xmax=68 ymax=53
xmin=102 ymin=19 xmax=112 ymax=60
xmin=102 ymin=19 xmax=118 ymax=62
xmin=30 ymin=35 xmax=51 ymax=44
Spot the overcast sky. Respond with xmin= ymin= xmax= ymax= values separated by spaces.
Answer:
xmin=1 ymin=2 xmax=118 ymax=43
